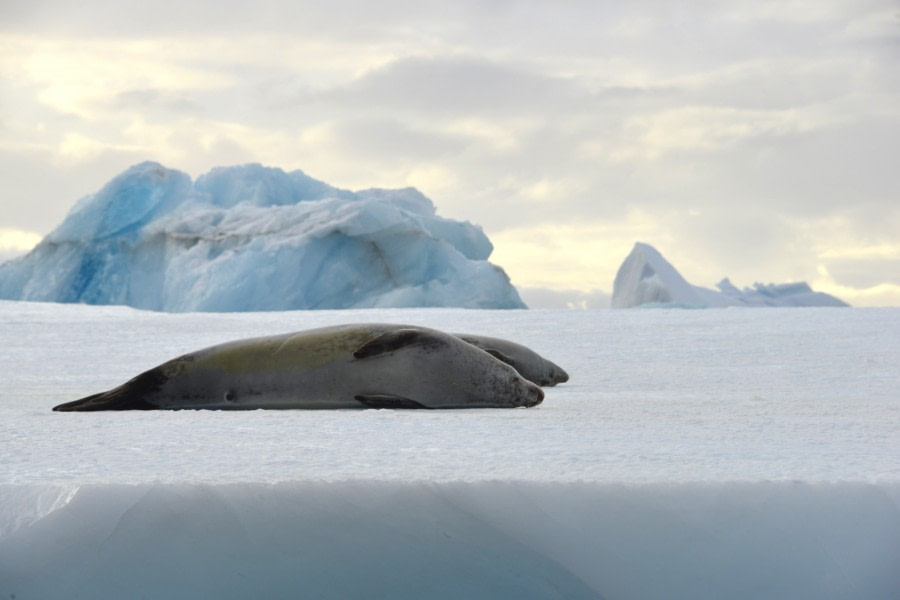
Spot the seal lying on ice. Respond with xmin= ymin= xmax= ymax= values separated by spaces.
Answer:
xmin=453 ymin=334 xmax=569 ymax=387
xmin=52 ymin=324 xmax=544 ymax=411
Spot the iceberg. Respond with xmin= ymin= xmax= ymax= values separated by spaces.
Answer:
xmin=612 ymin=242 xmax=848 ymax=308
xmin=0 ymin=162 xmax=525 ymax=311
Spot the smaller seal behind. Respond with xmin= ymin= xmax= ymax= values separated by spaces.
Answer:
xmin=453 ymin=334 xmax=569 ymax=387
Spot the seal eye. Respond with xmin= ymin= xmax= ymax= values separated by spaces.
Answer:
xmin=224 ymin=391 xmax=236 ymax=402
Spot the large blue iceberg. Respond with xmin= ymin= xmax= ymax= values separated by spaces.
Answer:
xmin=0 ymin=163 xmax=525 ymax=311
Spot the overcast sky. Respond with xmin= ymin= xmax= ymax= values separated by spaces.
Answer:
xmin=1 ymin=0 xmax=898 ymax=306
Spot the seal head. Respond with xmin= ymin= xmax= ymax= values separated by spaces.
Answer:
xmin=453 ymin=334 xmax=569 ymax=387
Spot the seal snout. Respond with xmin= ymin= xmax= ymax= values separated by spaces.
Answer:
xmin=524 ymin=383 xmax=544 ymax=408
xmin=544 ymin=361 xmax=569 ymax=386
xmin=553 ymin=366 xmax=569 ymax=385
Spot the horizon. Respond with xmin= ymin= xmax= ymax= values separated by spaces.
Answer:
xmin=1 ymin=1 xmax=898 ymax=306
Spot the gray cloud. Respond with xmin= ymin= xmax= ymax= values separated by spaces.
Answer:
xmin=112 ymin=89 xmax=202 ymax=114
xmin=307 ymin=117 xmax=470 ymax=162
xmin=0 ymin=149 xmax=147 ymax=233
xmin=826 ymin=258 xmax=900 ymax=288
xmin=702 ymin=116 xmax=900 ymax=221
xmin=0 ymin=0 xmax=507 ymax=38
xmin=314 ymin=56 xmax=584 ymax=116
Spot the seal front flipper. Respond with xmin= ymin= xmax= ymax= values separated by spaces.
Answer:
xmin=354 ymin=394 xmax=430 ymax=409
xmin=353 ymin=329 xmax=447 ymax=359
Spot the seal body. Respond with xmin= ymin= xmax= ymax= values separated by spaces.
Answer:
xmin=453 ymin=334 xmax=569 ymax=387
xmin=53 ymin=324 xmax=544 ymax=411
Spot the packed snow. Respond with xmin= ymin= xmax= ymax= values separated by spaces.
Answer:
xmin=612 ymin=242 xmax=848 ymax=308
xmin=0 ymin=162 xmax=524 ymax=311
xmin=2 ymin=300 xmax=898 ymax=599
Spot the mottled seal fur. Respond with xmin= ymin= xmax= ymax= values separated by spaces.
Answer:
xmin=53 ymin=324 xmax=544 ymax=411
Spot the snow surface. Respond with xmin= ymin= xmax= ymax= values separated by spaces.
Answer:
xmin=612 ymin=242 xmax=849 ymax=308
xmin=2 ymin=301 xmax=899 ymax=599
xmin=0 ymin=162 xmax=524 ymax=311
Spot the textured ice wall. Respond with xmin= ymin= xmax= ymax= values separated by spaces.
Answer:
xmin=0 ymin=162 xmax=524 ymax=310
xmin=2 ymin=481 xmax=899 ymax=600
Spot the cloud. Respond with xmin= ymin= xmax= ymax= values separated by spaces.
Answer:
xmin=0 ymin=36 xmax=234 ymax=120
xmin=811 ymin=272 xmax=900 ymax=307
xmin=0 ymin=228 xmax=41 ymax=261
xmin=316 ymin=55 xmax=583 ymax=116
xmin=1 ymin=0 xmax=898 ymax=307
xmin=299 ymin=117 xmax=468 ymax=162
xmin=612 ymin=105 xmax=831 ymax=160
xmin=290 ymin=118 xmax=472 ymax=191
xmin=668 ymin=58 xmax=862 ymax=110
xmin=488 ymin=213 xmax=670 ymax=291
xmin=796 ymin=214 xmax=900 ymax=292
xmin=112 ymin=89 xmax=202 ymax=114
xmin=823 ymin=258 xmax=900 ymax=288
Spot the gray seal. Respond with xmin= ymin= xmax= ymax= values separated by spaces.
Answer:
xmin=453 ymin=334 xmax=569 ymax=387
xmin=52 ymin=324 xmax=544 ymax=411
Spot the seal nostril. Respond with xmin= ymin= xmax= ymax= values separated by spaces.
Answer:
xmin=224 ymin=391 xmax=236 ymax=402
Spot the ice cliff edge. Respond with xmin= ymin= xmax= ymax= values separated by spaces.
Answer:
xmin=0 ymin=162 xmax=525 ymax=311
xmin=612 ymin=242 xmax=848 ymax=308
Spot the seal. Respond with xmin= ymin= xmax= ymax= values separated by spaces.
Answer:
xmin=52 ymin=324 xmax=544 ymax=411
xmin=453 ymin=334 xmax=569 ymax=387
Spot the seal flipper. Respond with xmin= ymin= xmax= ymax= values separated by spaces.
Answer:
xmin=354 ymin=394 xmax=430 ymax=409
xmin=52 ymin=392 xmax=107 ymax=411
xmin=53 ymin=366 xmax=170 ymax=411
xmin=53 ymin=388 xmax=159 ymax=411
xmin=54 ymin=368 xmax=168 ymax=411
xmin=353 ymin=329 xmax=447 ymax=360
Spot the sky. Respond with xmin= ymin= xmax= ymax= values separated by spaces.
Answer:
xmin=1 ymin=0 xmax=898 ymax=307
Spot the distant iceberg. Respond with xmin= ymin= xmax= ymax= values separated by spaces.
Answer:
xmin=0 ymin=162 xmax=525 ymax=311
xmin=612 ymin=242 xmax=848 ymax=308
